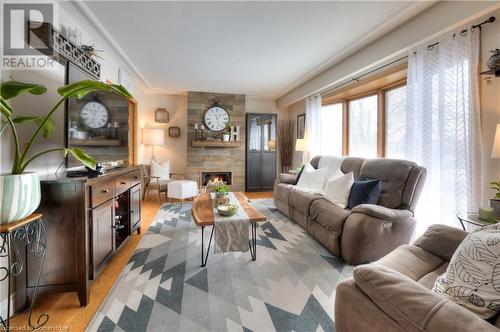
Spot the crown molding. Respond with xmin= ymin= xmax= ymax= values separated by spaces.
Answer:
xmin=276 ymin=0 xmax=437 ymax=99
xmin=73 ymin=0 xmax=154 ymax=91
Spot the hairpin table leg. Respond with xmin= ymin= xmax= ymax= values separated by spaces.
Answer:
xmin=201 ymin=226 xmax=214 ymax=267
xmin=249 ymin=222 xmax=257 ymax=261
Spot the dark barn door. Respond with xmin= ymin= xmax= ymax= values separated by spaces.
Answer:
xmin=246 ymin=113 xmax=277 ymax=191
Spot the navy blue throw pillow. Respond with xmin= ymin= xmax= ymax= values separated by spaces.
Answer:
xmin=347 ymin=178 xmax=381 ymax=209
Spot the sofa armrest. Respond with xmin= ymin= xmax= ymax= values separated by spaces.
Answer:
xmin=278 ymin=173 xmax=297 ymax=185
xmin=351 ymin=204 xmax=413 ymax=222
xmin=353 ymin=265 xmax=497 ymax=332
xmin=413 ymin=224 xmax=468 ymax=261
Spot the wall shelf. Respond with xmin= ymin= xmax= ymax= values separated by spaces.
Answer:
xmin=191 ymin=140 xmax=241 ymax=148
xmin=69 ymin=138 xmax=122 ymax=146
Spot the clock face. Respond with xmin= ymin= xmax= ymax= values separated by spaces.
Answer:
xmin=204 ymin=106 xmax=229 ymax=131
xmin=80 ymin=101 xmax=109 ymax=129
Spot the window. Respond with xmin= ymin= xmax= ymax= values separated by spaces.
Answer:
xmin=348 ymin=95 xmax=378 ymax=158
xmin=320 ymin=103 xmax=343 ymax=156
xmin=385 ymin=85 xmax=407 ymax=158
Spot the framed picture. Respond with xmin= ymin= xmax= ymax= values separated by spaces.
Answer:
xmin=297 ymin=113 xmax=305 ymax=139
xmin=169 ymin=126 xmax=181 ymax=137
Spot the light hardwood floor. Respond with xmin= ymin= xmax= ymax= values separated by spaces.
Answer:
xmin=10 ymin=191 xmax=272 ymax=332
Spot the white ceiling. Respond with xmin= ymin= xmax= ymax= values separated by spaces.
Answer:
xmin=82 ymin=1 xmax=431 ymax=98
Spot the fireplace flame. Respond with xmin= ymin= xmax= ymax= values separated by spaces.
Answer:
xmin=208 ymin=176 xmax=225 ymax=184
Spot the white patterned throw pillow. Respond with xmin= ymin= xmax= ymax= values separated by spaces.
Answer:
xmin=433 ymin=223 xmax=500 ymax=319
xmin=151 ymin=160 xmax=170 ymax=179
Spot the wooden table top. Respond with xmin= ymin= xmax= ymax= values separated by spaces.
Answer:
xmin=0 ymin=213 xmax=43 ymax=233
xmin=192 ymin=192 xmax=267 ymax=227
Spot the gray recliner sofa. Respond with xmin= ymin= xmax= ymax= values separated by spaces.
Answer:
xmin=273 ymin=156 xmax=427 ymax=265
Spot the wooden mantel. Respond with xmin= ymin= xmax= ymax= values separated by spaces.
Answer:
xmin=191 ymin=140 xmax=241 ymax=148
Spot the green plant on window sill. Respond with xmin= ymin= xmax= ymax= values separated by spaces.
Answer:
xmin=490 ymin=181 xmax=500 ymax=199
xmin=0 ymin=80 xmax=133 ymax=174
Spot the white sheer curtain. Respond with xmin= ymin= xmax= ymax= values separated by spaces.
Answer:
xmin=405 ymin=30 xmax=482 ymax=234
xmin=305 ymin=94 xmax=322 ymax=159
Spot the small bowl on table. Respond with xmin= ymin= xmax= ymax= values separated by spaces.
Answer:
xmin=217 ymin=204 xmax=239 ymax=217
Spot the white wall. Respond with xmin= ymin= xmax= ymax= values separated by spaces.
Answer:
xmin=278 ymin=1 xmax=500 ymax=108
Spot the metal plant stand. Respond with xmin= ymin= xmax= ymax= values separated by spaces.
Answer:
xmin=0 ymin=213 xmax=49 ymax=331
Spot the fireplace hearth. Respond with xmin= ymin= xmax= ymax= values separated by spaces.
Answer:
xmin=201 ymin=171 xmax=233 ymax=187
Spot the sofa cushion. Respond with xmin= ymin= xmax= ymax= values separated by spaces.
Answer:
xmin=418 ymin=262 xmax=448 ymax=289
xmin=347 ymin=178 xmax=382 ymax=208
xmin=433 ymin=224 xmax=500 ymax=319
xmin=353 ymin=265 xmax=497 ymax=332
xmin=289 ymin=189 xmax=322 ymax=215
xmin=296 ymin=166 xmax=328 ymax=193
xmin=324 ymin=172 xmax=354 ymax=208
xmin=359 ymin=159 xmax=416 ymax=209
xmin=376 ymin=245 xmax=445 ymax=281
xmin=309 ymin=198 xmax=351 ymax=233
xmin=415 ymin=224 xmax=468 ymax=261
xmin=278 ymin=173 xmax=297 ymax=185
xmin=341 ymin=157 xmax=365 ymax=178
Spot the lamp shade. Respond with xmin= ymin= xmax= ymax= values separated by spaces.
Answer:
xmin=492 ymin=124 xmax=500 ymax=158
xmin=142 ymin=128 xmax=164 ymax=146
xmin=295 ymin=138 xmax=308 ymax=152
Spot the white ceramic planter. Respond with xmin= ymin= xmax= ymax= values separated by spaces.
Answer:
xmin=0 ymin=172 xmax=41 ymax=224
xmin=223 ymin=134 xmax=230 ymax=142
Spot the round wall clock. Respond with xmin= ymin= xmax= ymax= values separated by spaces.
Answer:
xmin=80 ymin=101 xmax=109 ymax=129
xmin=204 ymin=106 xmax=229 ymax=131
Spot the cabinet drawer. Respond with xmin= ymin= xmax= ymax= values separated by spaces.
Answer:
xmin=115 ymin=174 xmax=130 ymax=195
xmin=128 ymin=170 xmax=141 ymax=187
xmin=91 ymin=180 xmax=114 ymax=207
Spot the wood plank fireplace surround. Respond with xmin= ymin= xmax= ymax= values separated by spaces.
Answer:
xmin=187 ymin=92 xmax=246 ymax=192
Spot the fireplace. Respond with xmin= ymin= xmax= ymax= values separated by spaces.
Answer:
xmin=201 ymin=171 xmax=233 ymax=187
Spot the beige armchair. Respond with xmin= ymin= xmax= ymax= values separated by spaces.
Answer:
xmin=141 ymin=164 xmax=184 ymax=203
xmin=335 ymin=224 xmax=499 ymax=332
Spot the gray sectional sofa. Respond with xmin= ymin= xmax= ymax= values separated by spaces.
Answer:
xmin=273 ymin=156 xmax=427 ymax=265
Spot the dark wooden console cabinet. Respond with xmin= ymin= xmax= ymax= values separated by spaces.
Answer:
xmin=15 ymin=166 xmax=142 ymax=308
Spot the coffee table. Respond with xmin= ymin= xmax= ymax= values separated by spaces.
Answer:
xmin=192 ymin=192 xmax=266 ymax=267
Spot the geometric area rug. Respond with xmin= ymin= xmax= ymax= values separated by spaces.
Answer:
xmin=87 ymin=198 xmax=353 ymax=332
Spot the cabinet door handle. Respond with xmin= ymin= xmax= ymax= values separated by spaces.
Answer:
xmin=120 ymin=181 xmax=126 ymax=185
xmin=131 ymin=210 xmax=134 ymax=214
xmin=133 ymin=176 xmax=139 ymax=179
xmin=102 ymin=189 xmax=109 ymax=193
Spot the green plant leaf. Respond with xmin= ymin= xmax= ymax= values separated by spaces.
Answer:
xmin=13 ymin=116 xmax=56 ymax=138
xmin=58 ymin=80 xmax=133 ymax=100
xmin=0 ymin=98 xmax=13 ymax=117
xmin=0 ymin=81 xmax=47 ymax=100
xmin=64 ymin=147 xmax=96 ymax=170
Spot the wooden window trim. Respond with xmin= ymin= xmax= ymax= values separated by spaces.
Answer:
xmin=321 ymin=72 xmax=407 ymax=158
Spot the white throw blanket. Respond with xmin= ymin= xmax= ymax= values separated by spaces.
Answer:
xmin=318 ymin=155 xmax=344 ymax=174
xmin=211 ymin=193 xmax=250 ymax=253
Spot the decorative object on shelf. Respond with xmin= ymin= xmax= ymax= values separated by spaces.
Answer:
xmin=204 ymin=103 xmax=229 ymax=131
xmin=155 ymin=108 xmax=169 ymax=123
xmin=215 ymin=195 xmax=230 ymax=206
xmin=108 ymin=121 xmax=119 ymax=139
xmin=490 ymin=180 xmax=500 ymax=199
xmin=28 ymin=21 xmax=101 ymax=79
xmin=200 ymin=124 xmax=205 ymax=140
xmin=487 ymin=49 xmax=500 ymax=70
xmin=169 ymin=126 xmax=180 ymax=137
xmin=0 ymin=214 xmax=49 ymax=330
xmin=277 ymin=119 xmax=295 ymax=172
xmin=81 ymin=44 xmax=104 ymax=60
xmin=230 ymin=125 xmax=240 ymax=141
xmin=0 ymin=80 xmax=132 ymax=224
xmin=479 ymin=206 xmax=496 ymax=221
xmin=223 ymin=122 xmax=231 ymax=142
xmin=80 ymin=100 xmax=109 ymax=128
xmin=142 ymin=128 xmax=164 ymax=162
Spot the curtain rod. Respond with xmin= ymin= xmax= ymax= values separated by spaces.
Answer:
xmin=317 ymin=16 xmax=496 ymax=98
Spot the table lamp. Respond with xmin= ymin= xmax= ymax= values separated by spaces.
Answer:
xmin=295 ymin=138 xmax=308 ymax=165
xmin=142 ymin=128 xmax=165 ymax=162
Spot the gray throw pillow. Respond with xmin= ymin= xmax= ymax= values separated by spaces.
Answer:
xmin=433 ymin=223 xmax=500 ymax=319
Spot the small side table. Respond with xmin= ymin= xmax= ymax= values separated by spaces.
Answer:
xmin=456 ymin=213 xmax=499 ymax=231
xmin=0 ymin=213 xmax=49 ymax=330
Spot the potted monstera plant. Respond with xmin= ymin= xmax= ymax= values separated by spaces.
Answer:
xmin=0 ymin=80 xmax=132 ymax=224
